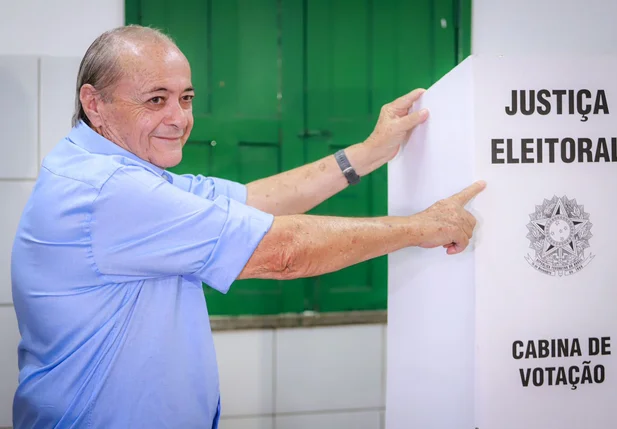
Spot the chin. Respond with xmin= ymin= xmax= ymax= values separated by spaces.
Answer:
xmin=153 ymin=150 xmax=183 ymax=169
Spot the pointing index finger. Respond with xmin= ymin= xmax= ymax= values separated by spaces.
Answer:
xmin=452 ymin=180 xmax=487 ymax=206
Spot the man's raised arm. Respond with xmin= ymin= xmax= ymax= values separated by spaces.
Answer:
xmin=245 ymin=89 xmax=429 ymax=216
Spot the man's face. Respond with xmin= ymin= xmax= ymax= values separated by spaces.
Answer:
xmin=93 ymin=42 xmax=195 ymax=168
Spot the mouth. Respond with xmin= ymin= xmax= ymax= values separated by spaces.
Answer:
xmin=153 ymin=136 xmax=183 ymax=141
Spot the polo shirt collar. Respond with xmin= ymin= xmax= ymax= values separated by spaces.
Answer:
xmin=67 ymin=120 xmax=165 ymax=176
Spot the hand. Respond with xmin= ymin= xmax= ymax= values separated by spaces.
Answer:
xmin=364 ymin=88 xmax=429 ymax=162
xmin=411 ymin=181 xmax=486 ymax=255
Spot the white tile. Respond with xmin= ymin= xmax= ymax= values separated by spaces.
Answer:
xmin=40 ymin=56 xmax=81 ymax=161
xmin=218 ymin=416 xmax=273 ymax=429
xmin=382 ymin=324 xmax=387 ymax=407
xmin=0 ymin=182 xmax=34 ymax=304
xmin=0 ymin=306 xmax=21 ymax=427
xmin=213 ymin=330 xmax=274 ymax=416
xmin=0 ymin=56 xmax=39 ymax=179
xmin=275 ymin=325 xmax=383 ymax=413
xmin=276 ymin=410 xmax=381 ymax=429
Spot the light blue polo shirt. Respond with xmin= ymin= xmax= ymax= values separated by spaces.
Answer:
xmin=11 ymin=121 xmax=274 ymax=428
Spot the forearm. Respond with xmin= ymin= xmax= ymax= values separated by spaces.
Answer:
xmin=238 ymin=214 xmax=420 ymax=281
xmin=239 ymin=179 xmax=486 ymax=280
xmin=244 ymin=142 xmax=390 ymax=216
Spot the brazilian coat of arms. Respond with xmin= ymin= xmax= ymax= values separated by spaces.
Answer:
xmin=525 ymin=196 xmax=594 ymax=276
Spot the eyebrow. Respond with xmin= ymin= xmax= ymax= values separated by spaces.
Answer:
xmin=145 ymin=86 xmax=195 ymax=93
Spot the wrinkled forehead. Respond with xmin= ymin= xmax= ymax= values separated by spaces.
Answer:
xmin=115 ymin=40 xmax=192 ymax=94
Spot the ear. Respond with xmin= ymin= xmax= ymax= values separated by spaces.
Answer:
xmin=79 ymin=84 xmax=105 ymax=128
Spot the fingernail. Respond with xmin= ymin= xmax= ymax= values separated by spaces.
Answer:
xmin=419 ymin=108 xmax=429 ymax=118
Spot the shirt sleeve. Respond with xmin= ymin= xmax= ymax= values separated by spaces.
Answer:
xmin=89 ymin=166 xmax=273 ymax=293
xmin=167 ymin=172 xmax=248 ymax=203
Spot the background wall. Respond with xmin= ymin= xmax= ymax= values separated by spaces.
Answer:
xmin=472 ymin=0 xmax=617 ymax=55
xmin=0 ymin=0 xmax=124 ymax=57
xmin=1 ymin=0 xmax=617 ymax=428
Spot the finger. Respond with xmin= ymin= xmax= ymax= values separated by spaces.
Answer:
xmin=448 ymin=234 xmax=469 ymax=255
xmin=466 ymin=211 xmax=477 ymax=229
xmin=466 ymin=211 xmax=477 ymax=232
xmin=395 ymin=108 xmax=429 ymax=131
xmin=451 ymin=180 xmax=487 ymax=206
xmin=390 ymin=88 xmax=426 ymax=111
xmin=461 ymin=211 xmax=476 ymax=238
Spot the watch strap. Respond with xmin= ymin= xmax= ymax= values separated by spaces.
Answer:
xmin=334 ymin=149 xmax=361 ymax=185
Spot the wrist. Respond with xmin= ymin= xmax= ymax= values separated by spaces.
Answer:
xmin=404 ymin=214 xmax=424 ymax=247
xmin=344 ymin=141 xmax=390 ymax=177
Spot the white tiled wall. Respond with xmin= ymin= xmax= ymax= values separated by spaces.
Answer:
xmin=276 ymin=410 xmax=382 ymax=429
xmin=0 ymin=0 xmax=124 ymax=57
xmin=40 ymin=57 xmax=82 ymax=160
xmin=214 ymin=330 xmax=274 ymax=417
xmin=0 ymin=308 xmax=20 ymax=428
xmin=275 ymin=325 xmax=383 ymax=413
xmin=216 ymin=325 xmax=387 ymax=429
xmin=0 ymin=57 xmax=39 ymax=180
xmin=0 ymin=182 xmax=34 ymax=305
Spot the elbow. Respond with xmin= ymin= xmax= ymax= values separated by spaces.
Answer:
xmin=241 ymin=217 xmax=313 ymax=281
xmin=267 ymin=219 xmax=317 ymax=281
xmin=269 ymin=232 xmax=308 ymax=281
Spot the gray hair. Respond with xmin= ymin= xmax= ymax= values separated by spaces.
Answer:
xmin=72 ymin=25 xmax=176 ymax=127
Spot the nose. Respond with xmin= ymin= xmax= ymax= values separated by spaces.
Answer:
xmin=165 ymin=100 xmax=189 ymax=130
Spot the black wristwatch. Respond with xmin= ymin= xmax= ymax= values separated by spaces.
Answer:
xmin=334 ymin=149 xmax=361 ymax=185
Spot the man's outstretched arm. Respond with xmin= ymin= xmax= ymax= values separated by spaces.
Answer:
xmin=238 ymin=180 xmax=486 ymax=281
xmin=245 ymin=89 xmax=428 ymax=216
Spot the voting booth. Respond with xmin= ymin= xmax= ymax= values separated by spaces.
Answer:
xmin=386 ymin=55 xmax=616 ymax=429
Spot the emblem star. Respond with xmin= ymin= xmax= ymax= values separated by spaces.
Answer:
xmin=529 ymin=198 xmax=589 ymax=261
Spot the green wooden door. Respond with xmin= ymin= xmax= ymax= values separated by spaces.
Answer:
xmin=127 ymin=0 xmax=465 ymax=316
xmin=303 ymin=0 xmax=457 ymax=312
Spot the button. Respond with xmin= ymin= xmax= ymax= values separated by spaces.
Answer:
xmin=162 ymin=172 xmax=173 ymax=183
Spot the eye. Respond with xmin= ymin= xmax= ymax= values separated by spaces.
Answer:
xmin=149 ymin=96 xmax=164 ymax=105
xmin=182 ymin=94 xmax=195 ymax=102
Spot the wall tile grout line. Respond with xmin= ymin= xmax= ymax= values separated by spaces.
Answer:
xmin=219 ymin=406 xmax=387 ymax=420
xmin=37 ymin=56 xmax=41 ymax=172
xmin=271 ymin=328 xmax=277 ymax=429
xmin=381 ymin=324 xmax=387 ymax=429
xmin=0 ymin=178 xmax=37 ymax=182
xmin=381 ymin=325 xmax=388 ymax=407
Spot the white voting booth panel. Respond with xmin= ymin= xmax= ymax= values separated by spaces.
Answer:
xmin=386 ymin=55 xmax=617 ymax=429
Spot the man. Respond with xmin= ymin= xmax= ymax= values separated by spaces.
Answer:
xmin=11 ymin=25 xmax=484 ymax=428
